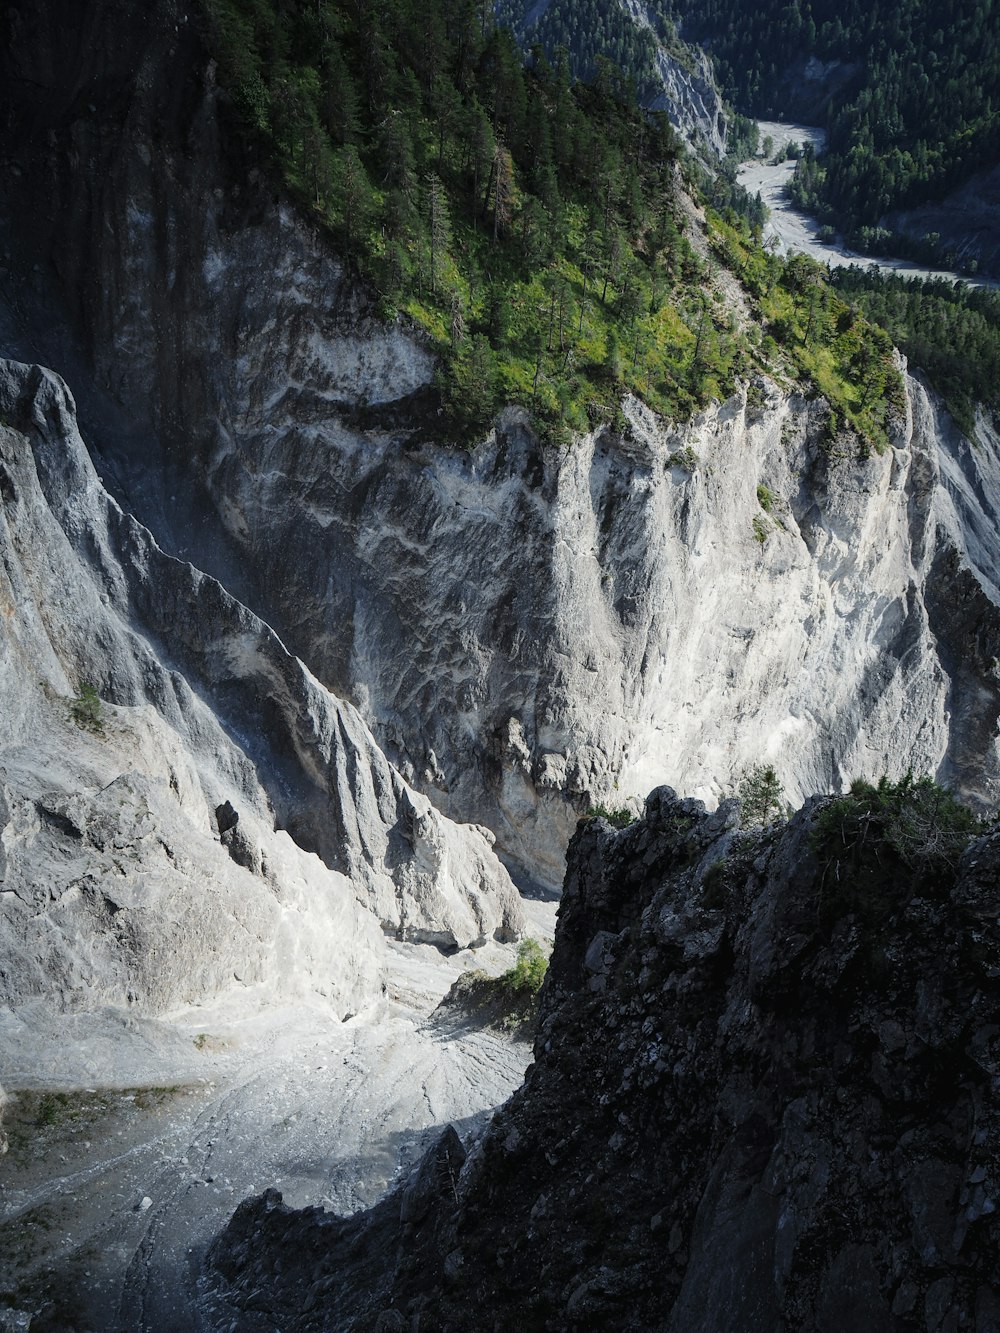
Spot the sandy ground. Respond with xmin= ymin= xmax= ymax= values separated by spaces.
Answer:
xmin=738 ymin=120 xmax=1000 ymax=291
xmin=0 ymin=902 xmax=557 ymax=1331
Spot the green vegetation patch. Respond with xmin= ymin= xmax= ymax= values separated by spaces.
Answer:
xmin=832 ymin=267 xmax=1000 ymax=439
xmin=707 ymin=213 xmax=906 ymax=450
xmin=201 ymin=0 xmax=732 ymax=441
xmin=200 ymin=0 xmax=910 ymax=451
xmin=442 ymin=938 xmax=549 ymax=1037
xmin=4 ymin=1086 xmax=184 ymax=1163
xmin=68 ymin=682 xmax=103 ymax=734
xmin=812 ymin=774 xmax=984 ymax=923
xmin=585 ymin=803 xmax=637 ymax=829
xmin=667 ymin=444 xmax=699 ymax=471
xmin=496 ymin=0 xmax=692 ymax=106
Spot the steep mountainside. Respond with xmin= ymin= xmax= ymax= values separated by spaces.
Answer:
xmin=495 ymin=0 xmax=727 ymax=158
xmin=2 ymin=0 xmax=1000 ymax=895
xmin=0 ymin=352 xmax=522 ymax=1017
xmin=210 ymin=786 xmax=1000 ymax=1331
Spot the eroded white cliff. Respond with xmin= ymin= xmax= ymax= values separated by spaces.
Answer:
xmin=196 ymin=347 xmax=1000 ymax=890
xmin=0 ymin=357 xmax=523 ymax=1024
xmin=618 ymin=0 xmax=728 ymax=158
xmin=2 ymin=2 xmax=999 ymax=895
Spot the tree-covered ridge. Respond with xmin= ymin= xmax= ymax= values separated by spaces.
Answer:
xmin=205 ymin=0 xmax=714 ymax=438
xmin=670 ymin=0 xmax=1000 ymax=244
xmin=494 ymin=0 xmax=686 ymax=108
xmin=831 ymin=268 xmax=1000 ymax=439
xmin=201 ymin=0 xmax=902 ymax=450
xmin=708 ymin=213 xmax=904 ymax=450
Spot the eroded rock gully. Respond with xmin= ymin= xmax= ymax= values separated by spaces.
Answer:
xmin=211 ymin=789 xmax=1000 ymax=1332
xmin=0 ymin=355 xmax=522 ymax=1021
xmin=3 ymin=0 xmax=1000 ymax=895
xmin=0 ymin=349 xmax=526 ymax=1328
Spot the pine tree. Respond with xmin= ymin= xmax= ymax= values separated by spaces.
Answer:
xmin=486 ymin=145 xmax=516 ymax=242
xmin=426 ymin=173 xmax=451 ymax=295
xmin=335 ymin=143 xmax=373 ymax=245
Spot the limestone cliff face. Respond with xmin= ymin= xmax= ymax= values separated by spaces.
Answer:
xmin=617 ymin=0 xmax=728 ymax=159
xmin=196 ymin=369 xmax=1000 ymax=897
xmin=209 ymin=788 xmax=1000 ymax=1331
xmin=0 ymin=356 xmax=522 ymax=1021
xmin=3 ymin=0 xmax=1000 ymax=897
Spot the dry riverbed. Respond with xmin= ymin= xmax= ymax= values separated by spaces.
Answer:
xmin=738 ymin=119 xmax=1000 ymax=290
xmin=0 ymin=900 xmax=556 ymax=1332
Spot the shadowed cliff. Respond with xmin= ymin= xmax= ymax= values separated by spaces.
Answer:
xmin=210 ymin=785 xmax=1000 ymax=1331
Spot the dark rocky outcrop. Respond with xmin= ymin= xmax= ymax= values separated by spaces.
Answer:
xmin=209 ymin=787 xmax=1000 ymax=1331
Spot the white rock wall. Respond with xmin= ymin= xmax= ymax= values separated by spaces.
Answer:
xmin=199 ymin=353 xmax=1000 ymax=890
xmin=0 ymin=357 xmax=523 ymax=1019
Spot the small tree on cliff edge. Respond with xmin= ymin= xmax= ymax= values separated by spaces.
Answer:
xmin=739 ymin=763 xmax=786 ymax=827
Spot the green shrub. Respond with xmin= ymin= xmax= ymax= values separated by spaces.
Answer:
xmin=444 ymin=937 xmax=550 ymax=1036
xmin=585 ymin=803 xmax=636 ymax=829
xmin=813 ymin=773 xmax=982 ymax=878
xmin=69 ymin=682 xmax=103 ymax=734
xmin=504 ymin=938 xmax=548 ymax=994
xmin=667 ymin=445 xmax=699 ymax=471
xmin=756 ymin=482 xmax=776 ymax=512
xmin=700 ymin=856 xmax=730 ymax=908
xmin=745 ymin=381 xmax=767 ymax=410
xmin=752 ymin=514 xmax=770 ymax=545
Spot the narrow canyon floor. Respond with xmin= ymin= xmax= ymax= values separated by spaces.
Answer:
xmin=0 ymin=897 xmax=556 ymax=1332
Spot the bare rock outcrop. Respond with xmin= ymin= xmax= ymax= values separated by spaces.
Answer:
xmin=0 ymin=355 xmax=522 ymax=1023
xmin=209 ymin=786 xmax=1000 ymax=1331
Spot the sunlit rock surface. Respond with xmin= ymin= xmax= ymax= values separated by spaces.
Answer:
xmin=0 ymin=357 xmax=522 ymax=1026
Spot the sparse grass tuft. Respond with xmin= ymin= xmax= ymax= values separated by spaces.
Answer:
xmin=667 ymin=445 xmax=699 ymax=471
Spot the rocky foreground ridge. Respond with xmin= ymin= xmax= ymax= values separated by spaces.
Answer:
xmin=211 ymin=787 xmax=1000 ymax=1331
